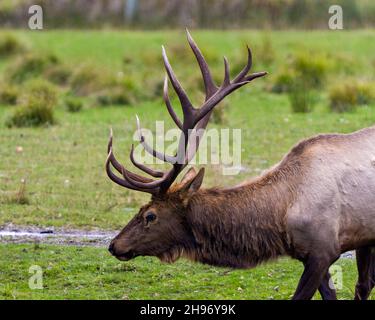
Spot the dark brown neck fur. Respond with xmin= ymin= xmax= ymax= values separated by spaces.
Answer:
xmin=180 ymin=157 xmax=304 ymax=268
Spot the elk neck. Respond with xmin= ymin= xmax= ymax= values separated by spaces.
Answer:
xmin=181 ymin=163 xmax=303 ymax=269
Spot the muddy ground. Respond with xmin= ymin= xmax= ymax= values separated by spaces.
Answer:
xmin=0 ymin=224 xmax=117 ymax=247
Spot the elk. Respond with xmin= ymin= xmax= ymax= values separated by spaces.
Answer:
xmin=106 ymin=31 xmax=375 ymax=300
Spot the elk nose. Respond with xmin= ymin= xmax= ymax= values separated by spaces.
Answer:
xmin=108 ymin=241 xmax=115 ymax=255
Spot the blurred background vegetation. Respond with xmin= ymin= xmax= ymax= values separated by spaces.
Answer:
xmin=0 ymin=0 xmax=374 ymax=29
xmin=0 ymin=0 xmax=374 ymax=228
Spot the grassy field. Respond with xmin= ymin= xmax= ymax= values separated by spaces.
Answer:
xmin=1 ymin=30 xmax=375 ymax=299
xmin=0 ymin=243 xmax=369 ymax=300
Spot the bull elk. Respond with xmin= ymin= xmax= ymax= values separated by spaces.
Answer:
xmin=106 ymin=31 xmax=375 ymax=300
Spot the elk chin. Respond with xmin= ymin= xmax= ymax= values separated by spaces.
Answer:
xmin=115 ymin=250 xmax=136 ymax=261
xmin=157 ymin=247 xmax=183 ymax=264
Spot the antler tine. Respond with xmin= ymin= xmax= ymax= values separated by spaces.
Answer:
xmin=222 ymin=57 xmax=231 ymax=87
xmin=107 ymin=128 xmax=130 ymax=175
xmin=130 ymin=144 xmax=164 ymax=178
xmin=163 ymin=76 xmax=183 ymax=130
xmin=186 ymin=29 xmax=218 ymax=98
xmin=193 ymin=46 xmax=267 ymax=126
xmin=107 ymin=131 xmax=154 ymax=183
xmin=244 ymin=71 xmax=268 ymax=82
xmin=162 ymin=46 xmax=195 ymax=118
xmin=184 ymin=29 xmax=220 ymax=163
xmin=233 ymin=45 xmax=252 ymax=82
xmin=106 ymin=148 xmax=157 ymax=193
xmin=136 ymin=115 xmax=176 ymax=164
xmin=106 ymin=149 xmax=131 ymax=188
xmin=122 ymin=167 xmax=166 ymax=190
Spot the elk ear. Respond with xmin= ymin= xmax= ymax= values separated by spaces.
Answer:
xmin=180 ymin=167 xmax=197 ymax=185
xmin=180 ymin=168 xmax=205 ymax=193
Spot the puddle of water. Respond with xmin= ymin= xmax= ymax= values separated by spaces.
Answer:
xmin=0 ymin=230 xmax=111 ymax=239
xmin=0 ymin=226 xmax=117 ymax=247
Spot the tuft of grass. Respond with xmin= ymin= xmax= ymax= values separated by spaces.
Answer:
xmin=291 ymin=51 xmax=331 ymax=89
xmin=96 ymin=87 xmax=134 ymax=107
xmin=63 ymin=96 xmax=83 ymax=113
xmin=0 ymin=83 xmax=19 ymax=105
xmin=256 ymin=35 xmax=276 ymax=67
xmin=0 ymin=33 xmax=27 ymax=58
xmin=6 ymin=79 xmax=58 ymax=127
xmin=1 ymin=179 xmax=30 ymax=205
xmin=329 ymin=80 xmax=375 ymax=113
xmin=6 ymin=99 xmax=55 ymax=128
xmin=44 ymin=64 xmax=71 ymax=86
xmin=6 ymin=52 xmax=59 ymax=84
xmin=288 ymin=82 xmax=318 ymax=113
xmin=272 ymin=51 xmax=332 ymax=93
xmin=69 ymin=64 xmax=111 ymax=96
xmin=20 ymin=78 xmax=59 ymax=107
xmin=271 ymin=70 xmax=296 ymax=94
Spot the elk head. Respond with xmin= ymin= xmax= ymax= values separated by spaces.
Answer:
xmin=106 ymin=30 xmax=267 ymax=262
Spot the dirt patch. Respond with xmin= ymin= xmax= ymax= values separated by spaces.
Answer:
xmin=0 ymin=224 xmax=117 ymax=247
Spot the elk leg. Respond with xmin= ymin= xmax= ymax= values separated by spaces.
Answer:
xmin=354 ymin=247 xmax=374 ymax=300
xmin=318 ymin=271 xmax=337 ymax=300
xmin=292 ymin=256 xmax=334 ymax=300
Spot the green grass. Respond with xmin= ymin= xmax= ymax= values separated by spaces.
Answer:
xmin=1 ymin=243 xmax=372 ymax=300
xmin=0 ymin=30 xmax=375 ymax=299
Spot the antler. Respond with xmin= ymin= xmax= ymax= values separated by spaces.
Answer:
xmin=106 ymin=30 xmax=267 ymax=195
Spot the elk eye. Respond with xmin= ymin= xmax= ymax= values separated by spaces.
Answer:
xmin=146 ymin=212 xmax=156 ymax=223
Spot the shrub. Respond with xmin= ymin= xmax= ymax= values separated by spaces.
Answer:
xmin=0 ymin=84 xmax=19 ymax=105
xmin=271 ymin=70 xmax=296 ymax=93
xmin=20 ymin=79 xmax=59 ymax=107
xmin=288 ymin=81 xmax=317 ymax=113
xmin=44 ymin=64 xmax=71 ymax=85
xmin=120 ymin=76 xmax=145 ymax=101
xmin=96 ymin=87 xmax=133 ymax=106
xmin=356 ymin=81 xmax=375 ymax=105
xmin=271 ymin=51 xmax=331 ymax=93
xmin=6 ymin=79 xmax=58 ymax=127
xmin=329 ymin=84 xmax=358 ymax=113
xmin=0 ymin=33 xmax=27 ymax=58
xmin=330 ymin=52 xmax=357 ymax=75
xmin=64 ymin=96 xmax=83 ymax=113
xmin=69 ymin=64 xmax=110 ymax=96
xmin=291 ymin=51 xmax=331 ymax=89
xmin=257 ymin=35 xmax=276 ymax=67
xmin=6 ymin=97 xmax=55 ymax=128
xmin=7 ymin=53 xmax=59 ymax=83
xmin=329 ymin=80 xmax=375 ymax=113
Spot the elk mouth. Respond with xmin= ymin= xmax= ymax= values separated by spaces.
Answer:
xmin=115 ymin=250 xmax=136 ymax=261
